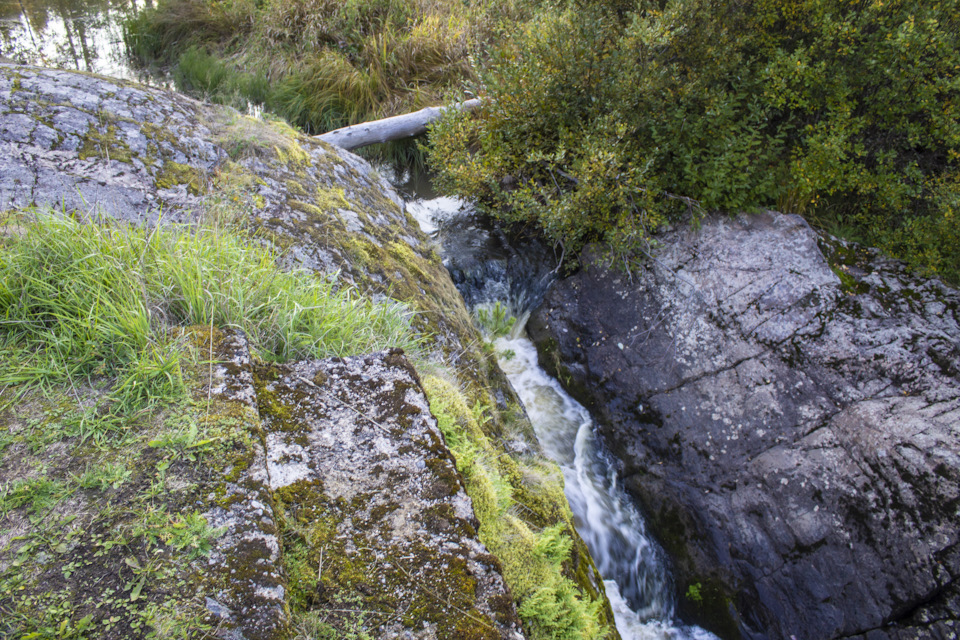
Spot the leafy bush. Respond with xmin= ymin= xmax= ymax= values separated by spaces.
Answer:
xmin=475 ymin=301 xmax=517 ymax=338
xmin=429 ymin=0 xmax=960 ymax=282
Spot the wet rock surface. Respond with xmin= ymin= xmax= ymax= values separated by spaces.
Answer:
xmin=528 ymin=212 xmax=960 ymax=639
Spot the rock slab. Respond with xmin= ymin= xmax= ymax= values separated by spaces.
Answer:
xmin=255 ymin=350 xmax=523 ymax=640
xmin=528 ymin=212 xmax=960 ymax=639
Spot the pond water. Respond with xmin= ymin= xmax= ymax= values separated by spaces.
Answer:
xmin=0 ymin=0 xmax=159 ymax=83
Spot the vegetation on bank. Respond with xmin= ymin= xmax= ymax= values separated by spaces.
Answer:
xmin=0 ymin=211 xmax=422 ymax=638
xmin=123 ymin=0 xmax=524 ymax=136
xmin=429 ymin=0 xmax=960 ymax=283
xmin=0 ymin=206 xmax=614 ymax=637
xmin=424 ymin=374 xmax=610 ymax=640
xmin=124 ymin=0 xmax=959 ymax=281
xmin=0 ymin=212 xmax=419 ymax=405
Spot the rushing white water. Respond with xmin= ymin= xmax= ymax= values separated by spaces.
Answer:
xmin=495 ymin=330 xmax=717 ymax=640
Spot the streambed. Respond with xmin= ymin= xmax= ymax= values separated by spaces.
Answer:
xmin=403 ymin=186 xmax=717 ymax=640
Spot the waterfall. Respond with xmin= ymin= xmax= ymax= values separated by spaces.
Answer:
xmin=496 ymin=329 xmax=716 ymax=640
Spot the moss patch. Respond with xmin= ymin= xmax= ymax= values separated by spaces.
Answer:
xmin=156 ymin=160 xmax=205 ymax=195
xmin=423 ymin=374 xmax=614 ymax=639
xmin=78 ymin=122 xmax=133 ymax=164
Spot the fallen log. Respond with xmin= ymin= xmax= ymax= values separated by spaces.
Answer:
xmin=315 ymin=98 xmax=481 ymax=151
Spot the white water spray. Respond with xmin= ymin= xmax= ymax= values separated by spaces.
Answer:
xmin=496 ymin=328 xmax=717 ymax=640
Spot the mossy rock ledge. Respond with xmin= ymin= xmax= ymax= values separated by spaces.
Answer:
xmin=0 ymin=64 xmax=617 ymax=639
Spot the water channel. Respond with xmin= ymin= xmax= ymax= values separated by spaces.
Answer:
xmin=403 ymin=185 xmax=718 ymax=640
xmin=5 ymin=2 xmax=718 ymax=634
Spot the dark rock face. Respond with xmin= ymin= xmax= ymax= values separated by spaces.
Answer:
xmin=528 ymin=212 xmax=960 ymax=639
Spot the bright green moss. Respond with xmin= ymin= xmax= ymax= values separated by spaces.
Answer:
xmin=156 ymin=160 xmax=205 ymax=194
xmin=422 ymin=374 xmax=611 ymax=640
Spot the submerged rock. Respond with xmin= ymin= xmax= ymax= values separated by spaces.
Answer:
xmin=528 ymin=212 xmax=960 ymax=639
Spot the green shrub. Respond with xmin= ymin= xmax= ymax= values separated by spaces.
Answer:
xmin=429 ymin=0 xmax=960 ymax=282
xmin=519 ymin=578 xmax=605 ymax=640
xmin=123 ymin=0 xmax=256 ymax=65
xmin=475 ymin=301 xmax=517 ymax=338
xmin=173 ymin=46 xmax=271 ymax=107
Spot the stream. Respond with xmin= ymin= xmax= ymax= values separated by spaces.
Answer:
xmin=402 ymin=184 xmax=718 ymax=640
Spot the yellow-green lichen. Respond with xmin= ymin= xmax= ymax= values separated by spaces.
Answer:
xmin=286 ymin=199 xmax=326 ymax=219
xmin=315 ymin=186 xmax=351 ymax=212
xmin=156 ymin=161 xmax=205 ymax=195
xmin=272 ymin=137 xmax=312 ymax=170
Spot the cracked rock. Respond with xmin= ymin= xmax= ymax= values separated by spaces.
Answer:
xmin=528 ymin=211 xmax=960 ymax=640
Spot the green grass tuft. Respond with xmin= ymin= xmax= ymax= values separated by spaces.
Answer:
xmin=0 ymin=211 xmax=420 ymax=412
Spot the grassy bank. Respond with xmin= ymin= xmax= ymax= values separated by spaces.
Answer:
xmin=0 ymin=212 xmax=419 ymax=408
xmin=424 ymin=374 xmax=611 ymax=640
xmin=0 ymin=211 xmax=421 ymax=638
xmin=124 ymin=0 xmax=525 ymax=136
xmin=0 ymin=208 xmax=615 ymax=638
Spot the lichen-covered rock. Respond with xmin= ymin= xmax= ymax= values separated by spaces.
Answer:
xmin=196 ymin=329 xmax=290 ymax=640
xmin=528 ymin=212 xmax=960 ymax=639
xmin=0 ymin=63 xmax=515 ymax=441
xmin=256 ymin=350 xmax=524 ymax=639
xmin=0 ymin=62 xmax=471 ymax=358
xmin=1 ymin=64 xmax=616 ymax=638
xmin=0 ymin=64 xmax=223 ymax=222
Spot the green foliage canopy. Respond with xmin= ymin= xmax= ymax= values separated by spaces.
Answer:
xmin=428 ymin=0 xmax=960 ymax=281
